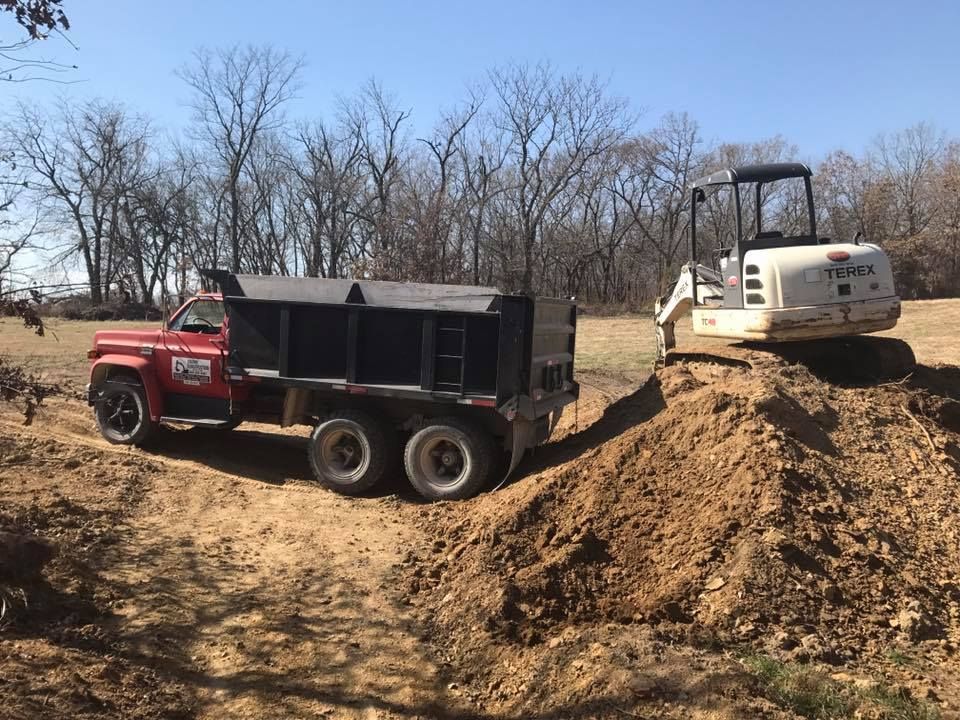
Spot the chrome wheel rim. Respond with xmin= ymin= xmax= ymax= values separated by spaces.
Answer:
xmin=319 ymin=428 xmax=367 ymax=483
xmin=418 ymin=435 xmax=467 ymax=487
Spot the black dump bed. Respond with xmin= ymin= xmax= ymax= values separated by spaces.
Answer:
xmin=213 ymin=273 xmax=578 ymax=422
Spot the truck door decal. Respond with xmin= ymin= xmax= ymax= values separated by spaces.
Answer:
xmin=172 ymin=356 xmax=212 ymax=385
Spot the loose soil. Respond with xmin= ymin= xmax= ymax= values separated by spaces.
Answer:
xmin=408 ymin=354 xmax=960 ymax=718
xmin=0 ymin=402 xmax=462 ymax=719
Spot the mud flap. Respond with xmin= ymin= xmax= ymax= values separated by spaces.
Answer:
xmin=492 ymin=417 xmax=536 ymax=492
xmin=508 ymin=417 xmax=534 ymax=476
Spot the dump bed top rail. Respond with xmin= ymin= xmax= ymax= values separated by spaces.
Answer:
xmin=207 ymin=270 xmax=502 ymax=312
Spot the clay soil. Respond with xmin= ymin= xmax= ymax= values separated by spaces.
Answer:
xmin=1 ymin=308 xmax=959 ymax=719
xmin=409 ymin=352 xmax=960 ymax=717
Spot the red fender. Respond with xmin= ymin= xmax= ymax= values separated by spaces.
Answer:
xmin=90 ymin=355 xmax=164 ymax=422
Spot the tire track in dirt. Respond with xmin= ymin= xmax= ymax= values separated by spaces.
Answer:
xmin=3 ymin=400 xmax=465 ymax=719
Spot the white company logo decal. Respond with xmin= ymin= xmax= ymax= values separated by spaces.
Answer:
xmin=172 ymin=357 xmax=211 ymax=385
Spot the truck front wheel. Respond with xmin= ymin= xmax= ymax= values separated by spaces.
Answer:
xmin=404 ymin=418 xmax=494 ymax=501
xmin=308 ymin=411 xmax=389 ymax=496
xmin=94 ymin=379 xmax=155 ymax=446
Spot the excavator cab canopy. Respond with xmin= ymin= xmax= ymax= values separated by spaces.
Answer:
xmin=690 ymin=162 xmax=819 ymax=260
xmin=690 ymin=162 xmax=812 ymax=189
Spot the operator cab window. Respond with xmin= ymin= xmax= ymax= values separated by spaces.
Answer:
xmin=170 ymin=299 xmax=224 ymax=334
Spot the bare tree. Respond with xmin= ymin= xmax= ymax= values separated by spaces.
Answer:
xmin=875 ymin=122 xmax=945 ymax=239
xmin=816 ymin=150 xmax=883 ymax=243
xmin=5 ymin=99 xmax=150 ymax=302
xmin=177 ymin=45 xmax=302 ymax=272
xmin=411 ymin=100 xmax=479 ymax=282
xmin=121 ymin=153 xmax=196 ymax=302
xmin=292 ymin=118 xmax=365 ymax=278
xmin=241 ymin=133 xmax=298 ymax=275
xmin=457 ymin=111 xmax=507 ymax=285
xmin=346 ymin=79 xmax=410 ymax=278
xmin=0 ymin=205 xmax=41 ymax=296
xmin=490 ymin=63 xmax=633 ymax=292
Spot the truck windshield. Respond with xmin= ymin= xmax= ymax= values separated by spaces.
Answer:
xmin=170 ymin=299 xmax=224 ymax=334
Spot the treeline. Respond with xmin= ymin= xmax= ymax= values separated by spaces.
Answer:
xmin=2 ymin=47 xmax=958 ymax=306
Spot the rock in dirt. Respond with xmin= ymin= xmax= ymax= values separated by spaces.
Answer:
xmin=628 ymin=675 xmax=660 ymax=698
xmin=894 ymin=606 xmax=934 ymax=642
xmin=703 ymin=576 xmax=726 ymax=592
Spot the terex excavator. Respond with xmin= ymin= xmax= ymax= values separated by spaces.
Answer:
xmin=654 ymin=163 xmax=915 ymax=380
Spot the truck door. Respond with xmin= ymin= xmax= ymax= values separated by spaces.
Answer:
xmin=155 ymin=297 xmax=231 ymax=403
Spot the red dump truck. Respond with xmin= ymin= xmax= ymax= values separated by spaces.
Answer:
xmin=86 ymin=272 xmax=578 ymax=500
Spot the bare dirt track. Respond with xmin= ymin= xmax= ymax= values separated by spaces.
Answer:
xmin=2 ymin=305 xmax=960 ymax=719
xmin=0 ymin=401 xmax=463 ymax=719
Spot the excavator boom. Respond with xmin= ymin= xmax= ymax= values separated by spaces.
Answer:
xmin=654 ymin=263 xmax=723 ymax=366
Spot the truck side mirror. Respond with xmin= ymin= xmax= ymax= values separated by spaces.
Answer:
xmin=694 ymin=188 xmax=706 ymax=204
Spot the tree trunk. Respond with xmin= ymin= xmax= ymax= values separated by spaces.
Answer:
xmin=521 ymin=225 xmax=536 ymax=293
xmin=229 ymin=177 xmax=241 ymax=273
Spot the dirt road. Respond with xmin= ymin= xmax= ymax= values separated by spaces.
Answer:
xmin=2 ymin=396 xmax=476 ymax=719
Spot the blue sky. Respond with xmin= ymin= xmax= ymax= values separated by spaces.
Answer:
xmin=5 ymin=0 xmax=960 ymax=159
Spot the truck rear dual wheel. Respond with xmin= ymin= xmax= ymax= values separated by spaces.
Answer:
xmin=308 ymin=411 xmax=390 ymax=496
xmin=403 ymin=418 xmax=495 ymax=501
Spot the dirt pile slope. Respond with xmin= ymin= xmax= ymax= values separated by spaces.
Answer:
xmin=408 ymin=358 xmax=960 ymax=714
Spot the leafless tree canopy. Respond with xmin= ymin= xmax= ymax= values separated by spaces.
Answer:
xmin=177 ymin=46 xmax=303 ymax=273
xmin=2 ymin=50 xmax=957 ymax=306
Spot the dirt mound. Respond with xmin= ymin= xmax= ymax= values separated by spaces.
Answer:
xmin=407 ymin=359 xmax=960 ymax=714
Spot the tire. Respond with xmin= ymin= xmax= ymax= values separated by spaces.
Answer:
xmin=216 ymin=415 xmax=243 ymax=431
xmin=307 ymin=411 xmax=390 ymax=496
xmin=404 ymin=417 xmax=495 ymax=501
xmin=94 ymin=379 xmax=155 ymax=446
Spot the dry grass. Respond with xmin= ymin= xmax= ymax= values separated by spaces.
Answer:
xmin=0 ymin=318 xmax=154 ymax=388
xmin=876 ymin=299 xmax=960 ymax=366
xmin=0 ymin=299 xmax=957 ymax=389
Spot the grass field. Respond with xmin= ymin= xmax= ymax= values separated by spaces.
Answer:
xmin=1 ymin=298 xmax=958 ymax=388
xmin=0 ymin=319 xmax=155 ymax=387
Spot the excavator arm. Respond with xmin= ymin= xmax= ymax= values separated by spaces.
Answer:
xmin=653 ymin=263 xmax=724 ymax=367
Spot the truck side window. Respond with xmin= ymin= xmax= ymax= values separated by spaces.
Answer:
xmin=170 ymin=300 xmax=225 ymax=334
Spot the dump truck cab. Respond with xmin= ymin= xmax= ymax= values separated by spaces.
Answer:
xmin=87 ymin=293 xmax=240 ymax=436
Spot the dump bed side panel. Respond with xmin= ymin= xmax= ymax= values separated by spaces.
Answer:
xmin=226 ymin=297 xmax=501 ymax=398
xmin=223 ymin=280 xmax=576 ymax=421
xmin=227 ymin=299 xmax=283 ymax=372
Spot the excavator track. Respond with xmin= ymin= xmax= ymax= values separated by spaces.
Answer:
xmin=664 ymin=335 xmax=916 ymax=384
